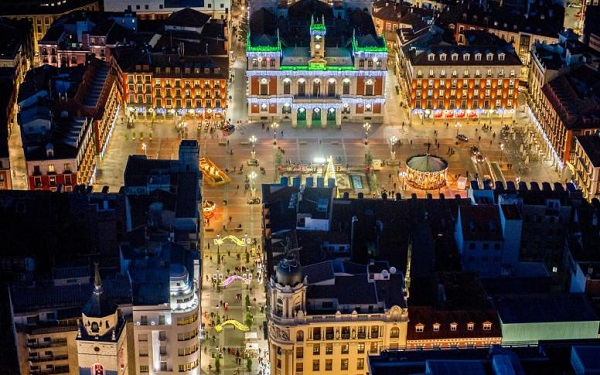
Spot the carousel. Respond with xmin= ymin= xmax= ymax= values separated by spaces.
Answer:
xmin=405 ymin=154 xmax=448 ymax=190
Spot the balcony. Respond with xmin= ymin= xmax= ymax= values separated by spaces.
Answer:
xmin=341 ymin=333 xmax=350 ymax=339
xmin=293 ymin=94 xmax=341 ymax=103
xmin=325 ymin=334 xmax=334 ymax=340
xmin=312 ymin=334 xmax=321 ymax=340
xmin=357 ymin=332 xmax=366 ymax=339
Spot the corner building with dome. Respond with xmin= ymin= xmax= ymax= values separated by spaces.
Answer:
xmin=246 ymin=0 xmax=387 ymax=127
xmin=267 ymin=255 xmax=408 ymax=375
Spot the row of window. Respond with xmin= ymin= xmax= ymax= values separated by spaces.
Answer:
xmin=259 ymin=79 xmax=376 ymax=96
xmin=301 ymin=341 xmax=376 ymax=357
xmin=129 ymin=97 xmax=223 ymax=109
xmin=467 ymin=242 xmax=502 ymax=250
xmin=129 ymin=87 xmax=224 ymax=99
xmin=306 ymin=326 xmax=385 ymax=341
xmin=414 ymin=99 xmax=513 ymax=110
xmin=293 ymin=358 xmax=363 ymax=372
xmin=416 ymin=70 xmax=516 ymax=79
xmin=128 ymin=77 xmax=223 ymax=88
xmin=415 ymin=322 xmax=492 ymax=332
xmin=177 ymin=312 xmax=198 ymax=326
xmin=426 ymin=52 xmax=506 ymax=62
xmin=415 ymin=89 xmax=515 ymax=98
xmin=416 ymin=78 xmax=516 ymax=88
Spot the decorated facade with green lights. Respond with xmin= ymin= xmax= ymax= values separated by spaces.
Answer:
xmin=246 ymin=0 xmax=387 ymax=127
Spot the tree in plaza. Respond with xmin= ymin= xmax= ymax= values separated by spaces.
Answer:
xmin=245 ymin=294 xmax=251 ymax=310
xmin=245 ymin=312 xmax=253 ymax=329
xmin=216 ymin=313 xmax=221 ymax=325
xmin=364 ymin=150 xmax=378 ymax=192
xmin=215 ymin=356 xmax=221 ymax=372
xmin=274 ymin=148 xmax=283 ymax=181
xmin=245 ymin=251 xmax=250 ymax=264
xmin=246 ymin=357 xmax=253 ymax=372
xmin=237 ymin=16 xmax=248 ymax=44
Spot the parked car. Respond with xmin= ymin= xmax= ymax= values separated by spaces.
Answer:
xmin=475 ymin=154 xmax=485 ymax=163
xmin=456 ymin=134 xmax=469 ymax=142
xmin=469 ymin=146 xmax=480 ymax=155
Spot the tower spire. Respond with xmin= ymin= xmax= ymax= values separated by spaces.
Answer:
xmin=94 ymin=262 xmax=103 ymax=292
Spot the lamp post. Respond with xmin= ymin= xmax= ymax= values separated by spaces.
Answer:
xmin=455 ymin=122 xmax=462 ymax=137
xmin=500 ymin=143 xmax=504 ymax=163
xmin=216 ymin=234 xmax=222 ymax=265
xmin=363 ymin=122 xmax=371 ymax=145
xmin=249 ymin=171 xmax=257 ymax=197
xmin=272 ymin=122 xmax=279 ymax=145
xmin=399 ymin=171 xmax=407 ymax=190
xmin=389 ymin=135 xmax=397 ymax=160
xmin=142 ymin=143 xmax=147 ymax=156
xmin=249 ymin=135 xmax=257 ymax=161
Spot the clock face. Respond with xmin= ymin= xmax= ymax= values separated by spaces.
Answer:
xmin=315 ymin=44 xmax=321 ymax=50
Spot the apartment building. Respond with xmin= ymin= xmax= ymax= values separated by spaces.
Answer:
xmin=573 ymin=134 xmax=600 ymax=201
xmin=113 ymin=8 xmax=229 ymax=120
xmin=397 ymin=29 xmax=522 ymax=121
xmin=38 ymin=11 xmax=137 ymax=68
xmin=0 ymin=0 xmax=100 ymax=66
xmin=103 ymin=0 xmax=231 ymax=21
xmin=267 ymin=256 xmax=408 ymax=375
xmin=246 ymin=0 xmax=387 ymax=126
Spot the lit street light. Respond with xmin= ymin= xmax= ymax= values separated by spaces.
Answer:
xmin=142 ymin=143 xmax=147 ymax=156
xmin=249 ymin=135 xmax=257 ymax=161
xmin=249 ymin=171 xmax=257 ymax=197
xmin=389 ymin=135 xmax=397 ymax=160
xmin=272 ymin=122 xmax=279 ymax=145
xmin=363 ymin=122 xmax=371 ymax=145
xmin=455 ymin=122 xmax=462 ymax=137
xmin=399 ymin=170 xmax=407 ymax=190
xmin=500 ymin=143 xmax=504 ymax=163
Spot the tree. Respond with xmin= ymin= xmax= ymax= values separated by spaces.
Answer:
xmin=245 ymin=312 xmax=253 ymax=329
xmin=245 ymin=294 xmax=251 ymax=309
xmin=216 ymin=356 xmax=222 ymax=372
xmin=246 ymin=357 xmax=253 ymax=372
xmin=245 ymin=251 xmax=250 ymax=264
xmin=237 ymin=16 xmax=248 ymax=44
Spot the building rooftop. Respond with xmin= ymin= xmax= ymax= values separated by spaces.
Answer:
xmin=458 ymin=205 xmax=503 ymax=242
xmin=495 ymin=293 xmax=599 ymax=324
xmin=0 ymin=0 xmax=98 ymax=16
xmin=576 ymin=134 xmax=600 ymax=168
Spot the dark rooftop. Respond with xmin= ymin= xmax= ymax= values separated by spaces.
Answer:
xmin=495 ymin=293 xmax=599 ymax=324
xmin=576 ymin=134 xmax=600 ymax=167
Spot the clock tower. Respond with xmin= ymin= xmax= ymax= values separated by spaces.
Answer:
xmin=309 ymin=15 xmax=326 ymax=59
xmin=76 ymin=263 xmax=128 ymax=375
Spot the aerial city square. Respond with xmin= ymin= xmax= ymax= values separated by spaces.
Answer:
xmin=2 ymin=0 xmax=600 ymax=374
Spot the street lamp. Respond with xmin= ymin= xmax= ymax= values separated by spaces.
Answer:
xmin=363 ymin=122 xmax=371 ymax=145
xmin=500 ymin=143 xmax=504 ymax=163
xmin=249 ymin=171 xmax=257 ymax=197
xmin=216 ymin=234 xmax=222 ymax=265
xmin=389 ymin=135 xmax=397 ymax=160
xmin=399 ymin=171 xmax=407 ymax=190
xmin=249 ymin=135 xmax=257 ymax=161
xmin=455 ymin=122 xmax=462 ymax=137
xmin=142 ymin=143 xmax=147 ymax=156
xmin=272 ymin=122 xmax=279 ymax=145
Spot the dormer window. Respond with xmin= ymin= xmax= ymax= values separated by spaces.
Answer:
xmin=464 ymin=53 xmax=470 ymax=61
xmin=498 ymin=53 xmax=505 ymax=61
xmin=475 ymin=53 xmax=482 ymax=61
xmin=433 ymin=323 xmax=440 ymax=332
xmin=428 ymin=53 xmax=435 ymax=62
xmin=451 ymin=53 xmax=458 ymax=61
xmin=483 ymin=322 xmax=492 ymax=331
xmin=440 ymin=53 xmax=447 ymax=61
xmin=467 ymin=322 xmax=474 ymax=331
xmin=486 ymin=53 xmax=494 ymax=61
xmin=416 ymin=324 xmax=424 ymax=332
xmin=450 ymin=323 xmax=458 ymax=331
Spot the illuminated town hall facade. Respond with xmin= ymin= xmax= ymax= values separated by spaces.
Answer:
xmin=246 ymin=0 xmax=388 ymax=127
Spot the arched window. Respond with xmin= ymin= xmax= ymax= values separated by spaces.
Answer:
xmin=390 ymin=327 xmax=400 ymax=338
xmin=327 ymin=79 xmax=336 ymax=97
xmin=296 ymin=330 xmax=304 ymax=341
xmin=91 ymin=321 xmax=99 ymax=333
xmin=260 ymin=78 xmax=268 ymax=96
xmin=92 ymin=364 xmax=104 ymax=375
xmin=283 ymin=79 xmax=291 ymax=95
xmin=297 ymin=79 xmax=306 ymax=96
xmin=365 ymin=79 xmax=374 ymax=96
xmin=276 ymin=298 xmax=284 ymax=315
xmin=342 ymin=79 xmax=350 ymax=95
xmin=312 ymin=79 xmax=321 ymax=96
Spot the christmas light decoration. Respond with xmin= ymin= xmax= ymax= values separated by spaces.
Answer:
xmin=246 ymin=70 xmax=386 ymax=77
